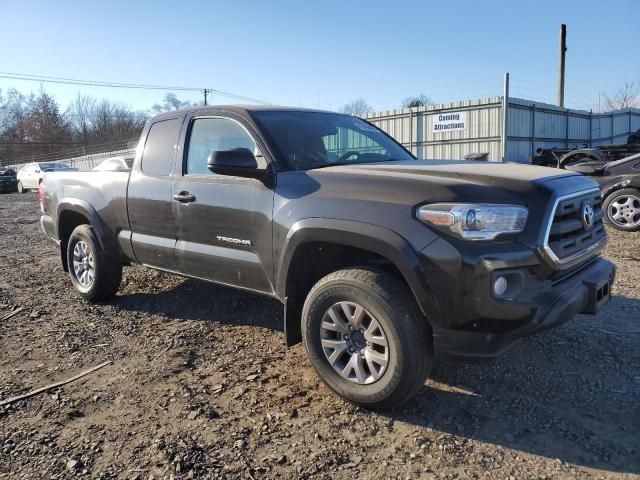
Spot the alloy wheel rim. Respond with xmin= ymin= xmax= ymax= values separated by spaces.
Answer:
xmin=72 ymin=240 xmax=95 ymax=288
xmin=319 ymin=301 xmax=389 ymax=385
xmin=608 ymin=194 xmax=640 ymax=228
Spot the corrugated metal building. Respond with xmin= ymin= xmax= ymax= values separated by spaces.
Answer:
xmin=365 ymin=97 xmax=640 ymax=163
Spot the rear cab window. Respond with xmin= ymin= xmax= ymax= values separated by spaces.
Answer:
xmin=141 ymin=118 xmax=181 ymax=176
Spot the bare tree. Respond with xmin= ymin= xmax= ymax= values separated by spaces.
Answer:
xmin=67 ymin=94 xmax=97 ymax=145
xmin=0 ymin=88 xmax=28 ymax=133
xmin=0 ymin=89 xmax=75 ymax=163
xmin=341 ymin=98 xmax=373 ymax=117
xmin=87 ymin=100 xmax=146 ymax=144
xmin=65 ymin=95 xmax=147 ymax=146
xmin=604 ymin=80 xmax=640 ymax=111
xmin=0 ymin=89 xmax=32 ymax=163
xmin=151 ymin=93 xmax=192 ymax=114
xmin=0 ymin=89 xmax=8 ymax=132
xmin=402 ymin=94 xmax=434 ymax=108
xmin=1 ymin=88 xmax=147 ymax=165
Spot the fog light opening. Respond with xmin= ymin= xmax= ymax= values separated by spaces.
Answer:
xmin=493 ymin=276 xmax=508 ymax=297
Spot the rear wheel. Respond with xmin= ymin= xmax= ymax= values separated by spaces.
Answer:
xmin=603 ymin=188 xmax=640 ymax=232
xmin=302 ymin=267 xmax=433 ymax=409
xmin=66 ymin=225 xmax=122 ymax=301
xmin=17 ymin=181 xmax=26 ymax=193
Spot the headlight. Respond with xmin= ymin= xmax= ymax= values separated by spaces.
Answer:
xmin=416 ymin=203 xmax=528 ymax=240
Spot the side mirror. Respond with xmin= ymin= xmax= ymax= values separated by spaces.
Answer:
xmin=207 ymin=148 xmax=260 ymax=178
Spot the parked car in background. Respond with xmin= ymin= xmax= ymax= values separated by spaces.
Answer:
xmin=563 ymin=152 xmax=640 ymax=231
xmin=93 ymin=156 xmax=134 ymax=172
xmin=17 ymin=162 xmax=78 ymax=193
xmin=0 ymin=168 xmax=18 ymax=193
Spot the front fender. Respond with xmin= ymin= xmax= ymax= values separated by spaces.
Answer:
xmin=276 ymin=218 xmax=440 ymax=320
xmin=601 ymin=178 xmax=637 ymax=199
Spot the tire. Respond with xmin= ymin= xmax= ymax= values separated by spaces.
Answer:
xmin=66 ymin=224 xmax=123 ymax=301
xmin=603 ymin=188 xmax=640 ymax=232
xmin=17 ymin=181 xmax=26 ymax=193
xmin=301 ymin=267 xmax=433 ymax=409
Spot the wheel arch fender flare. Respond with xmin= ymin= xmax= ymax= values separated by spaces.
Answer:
xmin=601 ymin=179 xmax=638 ymax=200
xmin=276 ymin=218 xmax=440 ymax=319
xmin=55 ymin=198 xmax=118 ymax=256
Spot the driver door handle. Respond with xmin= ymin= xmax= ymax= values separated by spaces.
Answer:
xmin=173 ymin=191 xmax=196 ymax=203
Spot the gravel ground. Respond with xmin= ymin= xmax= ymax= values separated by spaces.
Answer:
xmin=0 ymin=191 xmax=638 ymax=480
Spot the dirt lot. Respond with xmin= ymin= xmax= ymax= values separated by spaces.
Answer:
xmin=0 ymin=192 xmax=638 ymax=480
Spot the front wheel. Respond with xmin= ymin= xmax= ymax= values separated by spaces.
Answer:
xmin=66 ymin=224 xmax=123 ymax=301
xmin=302 ymin=267 xmax=433 ymax=409
xmin=603 ymin=188 xmax=640 ymax=232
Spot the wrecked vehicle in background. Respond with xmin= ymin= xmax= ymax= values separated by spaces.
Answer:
xmin=563 ymin=153 xmax=640 ymax=232
xmin=530 ymin=128 xmax=640 ymax=169
xmin=531 ymin=129 xmax=640 ymax=231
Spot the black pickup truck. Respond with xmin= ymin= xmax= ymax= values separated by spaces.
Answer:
xmin=40 ymin=106 xmax=616 ymax=408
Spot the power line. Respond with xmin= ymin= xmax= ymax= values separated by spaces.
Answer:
xmin=0 ymin=71 xmax=273 ymax=105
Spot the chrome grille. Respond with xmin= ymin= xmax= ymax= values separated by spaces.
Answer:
xmin=544 ymin=189 xmax=606 ymax=264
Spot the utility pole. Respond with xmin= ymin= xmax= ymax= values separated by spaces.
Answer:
xmin=598 ymin=92 xmax=601 ymax=113
xmin=202 ymin=88 xmax=213 ymax=106
xmin=558 ymin=24 xmax=567 ymax=108
xmin=501 ymin=72 xmax=510 ymax=162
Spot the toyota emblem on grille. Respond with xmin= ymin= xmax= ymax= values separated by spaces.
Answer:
xmin=582 ymin=202 xmax=595 ymax=229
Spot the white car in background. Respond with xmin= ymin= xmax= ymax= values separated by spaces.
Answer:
xmin=17 ymin=162 xmax=78 ymax=193
xmin=92 ymin=156 xmax=134 ymax=172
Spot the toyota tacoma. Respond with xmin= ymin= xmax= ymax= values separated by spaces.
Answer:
xmin=39 ymin=106 xmax=616 ymax=408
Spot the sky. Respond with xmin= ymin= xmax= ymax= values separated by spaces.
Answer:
xmin=0 ymin=0 xmax=638 ymax=113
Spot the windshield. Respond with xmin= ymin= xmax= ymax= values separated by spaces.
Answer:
xmin=40 ymin=162 xmax=72 ymax=170
xmin=251 ymin=111 xmax=414 ymax=171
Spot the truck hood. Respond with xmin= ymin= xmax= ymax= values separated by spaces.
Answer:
xmin=297 ymin=159 xmax=596 ymax=209
xmin=276 ymin=159 xmax=600 ymax=254
xmin=316 ymin=160 xmax=578 ymax=187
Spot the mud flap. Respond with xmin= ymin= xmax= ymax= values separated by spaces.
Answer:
xmin=284 ymin=297 xmax=302 ymax=346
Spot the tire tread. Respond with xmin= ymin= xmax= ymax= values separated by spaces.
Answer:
xmin=67 ymin=224 xmax=122 ymax=301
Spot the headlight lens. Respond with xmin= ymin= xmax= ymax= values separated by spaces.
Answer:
xmin=416 ymin=203 xmax=528 ymax=240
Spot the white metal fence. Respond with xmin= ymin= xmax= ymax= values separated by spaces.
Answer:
xmin=8 ymin=147 xmax=137 ymax=173
xmin=366 ymin=97 xmax=640 ymax=163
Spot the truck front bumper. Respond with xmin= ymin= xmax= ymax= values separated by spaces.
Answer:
xmin=432 ymin=257 xmax=616 ymax=360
